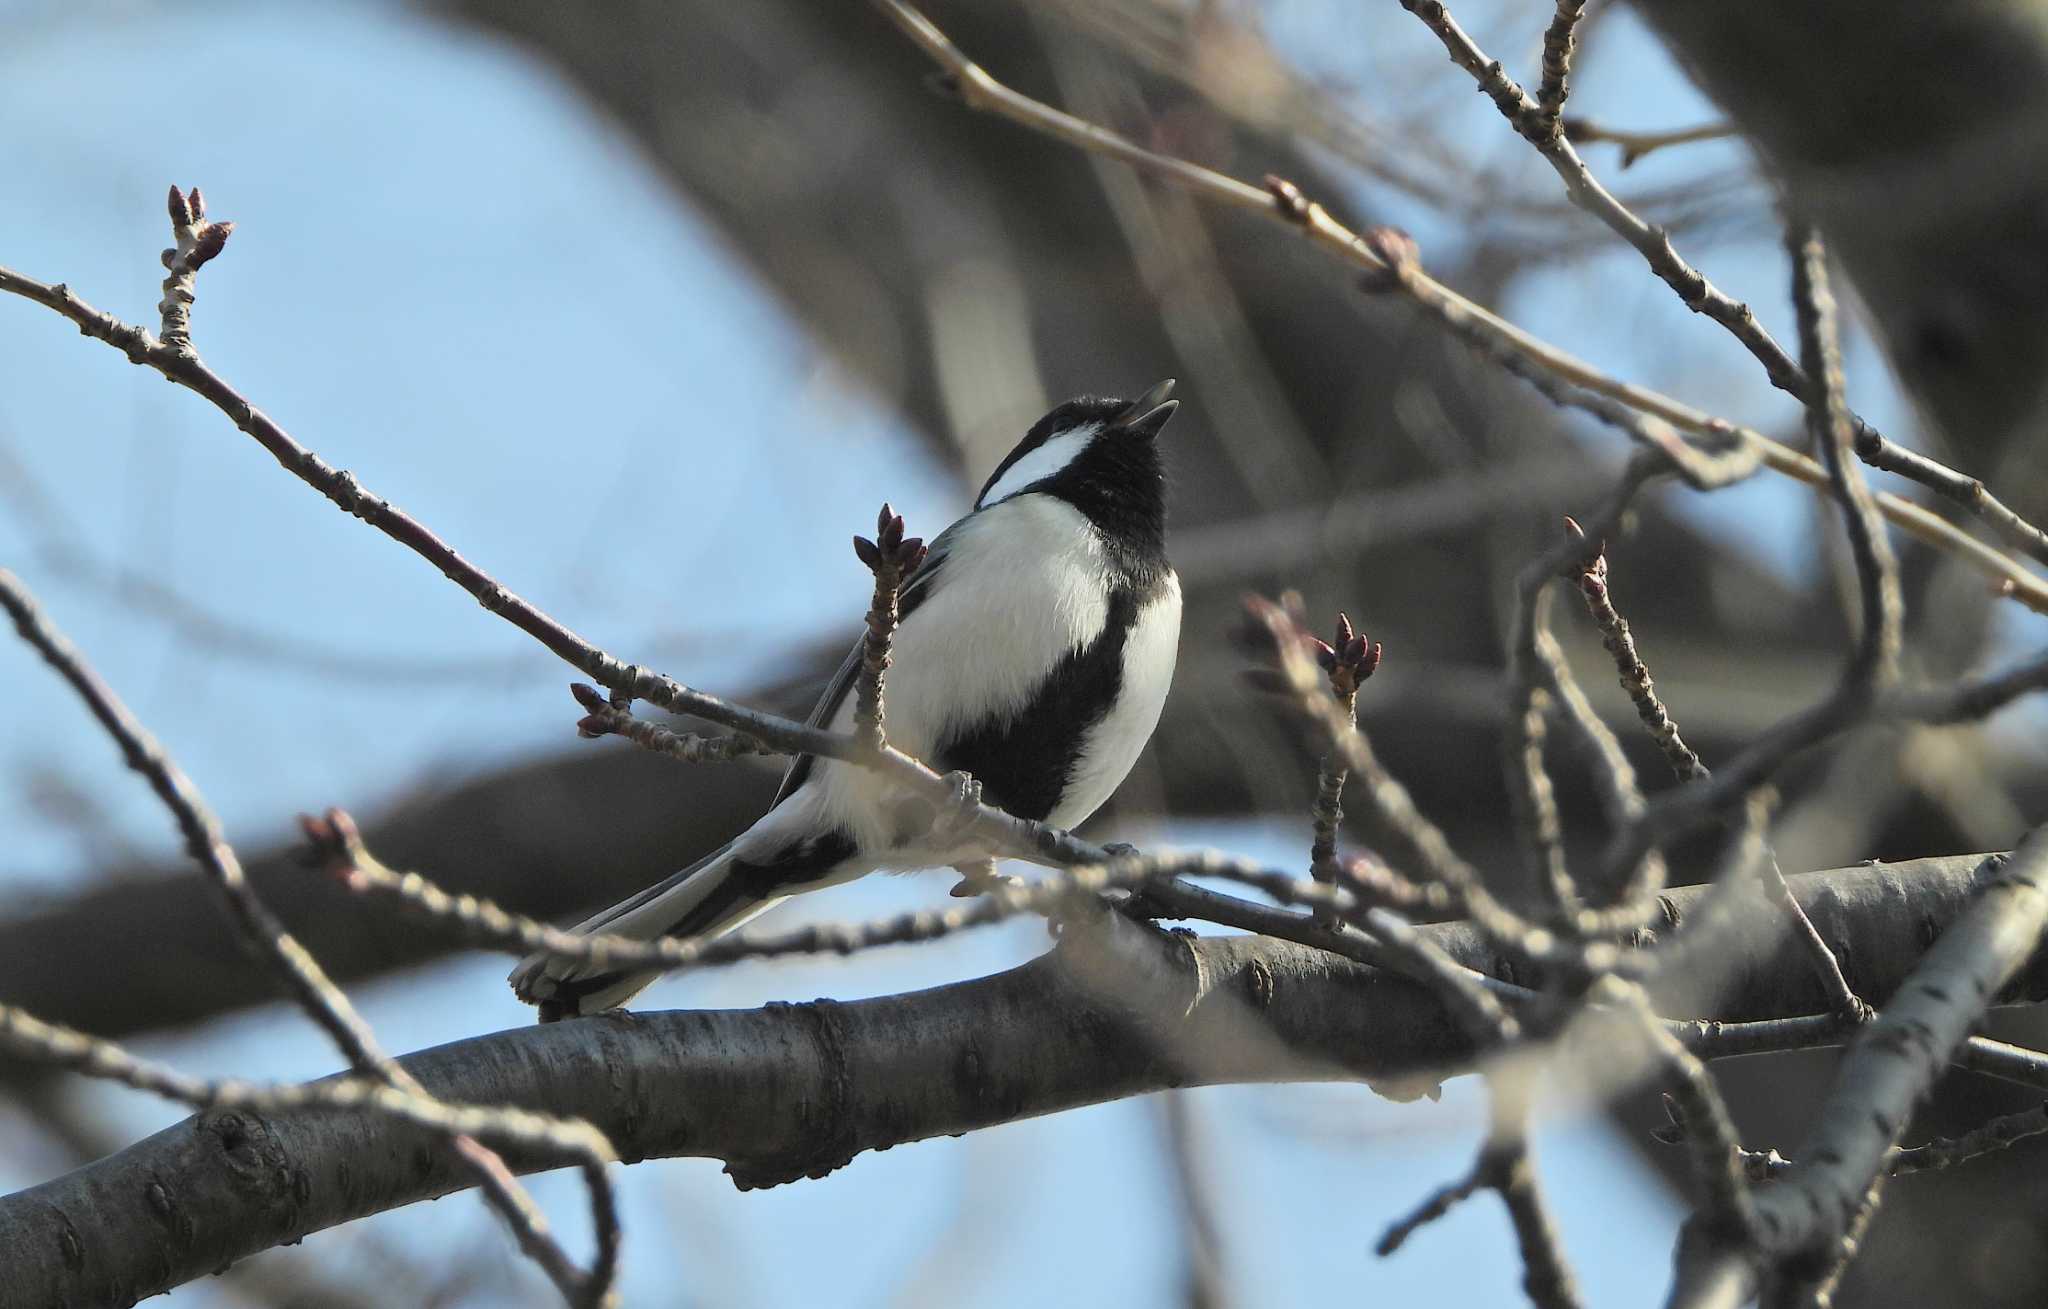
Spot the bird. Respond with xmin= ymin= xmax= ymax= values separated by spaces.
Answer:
xmin=511 ymin=381 xmax=1185 ymax=1019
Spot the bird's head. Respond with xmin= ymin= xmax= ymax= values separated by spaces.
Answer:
xmin=972 ymin=381 xmax=1179 ymax=549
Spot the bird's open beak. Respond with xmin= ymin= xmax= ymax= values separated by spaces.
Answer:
xmin=1113 ymin=378 xmax=1179 ymax=439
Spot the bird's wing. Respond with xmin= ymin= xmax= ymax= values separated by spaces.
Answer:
xmin=767 ymin=521 xmax=956 ymax=808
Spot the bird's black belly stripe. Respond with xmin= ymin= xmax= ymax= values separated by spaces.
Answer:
xmin=933 ymin=586 xmax=1141 ymax=822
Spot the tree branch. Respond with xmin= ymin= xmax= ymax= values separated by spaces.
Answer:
xmin=7 ymin=851 xmax=2048 ymax=1302
xmin=1400 ymin=0 xmax=2048 ymax=568
xmin=0 ymin=569 xmax=616 ymax=1307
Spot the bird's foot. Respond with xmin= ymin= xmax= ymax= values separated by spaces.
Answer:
xmin=930 ymin=770 xmax=985 ymax=845
xmin=948 ymin=858 xmax=1023 ymax=898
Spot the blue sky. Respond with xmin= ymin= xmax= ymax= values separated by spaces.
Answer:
xmin=2 ymin=0 xmax=1983 ymax=1303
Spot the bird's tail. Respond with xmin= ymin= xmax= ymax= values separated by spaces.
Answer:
xmin=508 ymin=840 xmax=781 ymax=1020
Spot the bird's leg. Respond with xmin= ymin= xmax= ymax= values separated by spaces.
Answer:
xmin=929 ymin=770 xmax=985 ymax=845
xmin=929 ymin=771 xmax=1018 ymax=896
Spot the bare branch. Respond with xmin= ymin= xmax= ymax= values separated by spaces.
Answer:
xmin=1400 ymin=0 xmax=2048 ymax=569
xmin=1602 ymin=981 xmax=1760 ymax=1243
xmin=1502 ymin=463 xmax=1664 ymax=918
xmin=308 ymin=807 xmax=1378 ymax=979
xmin=1788 ymin=223 xmax=1903 ymax=690
xmin=1377 ymin=1158 xmax=1488 ymax=1255
xmin=5 ymin=849 xmax=2045 ymax=1301
xmin=1561 ymin=117 xmax=1738 ymax=168
xmin=1305 ymin=611 xmax=1380 ymax=926
xmin=0 ymin=569 xmax=616 ymax=1307
xmin=1748 ymin=825 xmax=2048 ymax=1276
xmin=1567 ymin=520 xmax=1706 ymax=783
xmin=0 ymin=1003 xmax=616 ymax=1202
xmin=157 ymin=183 xmax=233 ymax=351
xmin=1669 ymin=1095 xmax=2048 ymax=1183
xmin=567 ymin=683 xmax=776 ymax=761
xmin=1564 ymin=528 xmax=1871 ymax=1023
xmin=1536 ymin=0 xmax=1590 ymax=125
xmin=858 ymin=0 xmax=2048 ymax=609
xmin=852 ymin=503 xmax=927 ymax=750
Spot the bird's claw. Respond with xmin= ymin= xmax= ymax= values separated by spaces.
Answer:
xmin=931 ymin=770 xmax=985 ymax=844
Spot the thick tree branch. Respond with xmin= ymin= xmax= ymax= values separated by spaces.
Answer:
xmin=1758 ymin=828 xmax=2048 ymax=1262
xmin=1670 ymin=825 xmax=2048 ymax=1304
xmin=6 ymin=852 xmax=2047 ymax=1303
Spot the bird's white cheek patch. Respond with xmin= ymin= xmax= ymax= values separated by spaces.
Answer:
xmin=976 ymin=423 xmax=1101 ymax=508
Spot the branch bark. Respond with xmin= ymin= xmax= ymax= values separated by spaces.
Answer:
xmin=4 ymin=851 xmax=2040 ymax=1305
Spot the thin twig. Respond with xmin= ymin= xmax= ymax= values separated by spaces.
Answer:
xmin=1306 ymin=612 xmax=1379 ymax=925
xmin=157 ymin=184 xmax=232 ymax=351
xmin=1379 ymin=1044 xmax=1579 ymax=1304
xmin=852 ymin=504 xmax=926 ymax=750
xmin=1491 ymin=1117 xmax=1584 ymax=1309
xmin=309 ymin=811 xmax=1979 ymax=1082
xmin=568 ymin=682 xmax=776 ymax=760
xmin=1135 ymin=876 xmax=1533 ymax=1004
xmin=1565 ymin=526 xmax=1870 ymax=1023
xmin=1400 ymin=0 xmax=2048 ymax=570
xmin=1788 ymin=224 xmax=1903 ymax=690
xmin=0 ymin=570 xmax=618 ymax=1308
xmin=859 ymin=0 xmax=2048 ymax=610
xmin=1882 ymin=1103 xmax=2048 ymax=1176
xmin=1560 ymin=118 xmax=1739 ymax=168
xmin=1673 ymin=1098 xmax=2048 ymax=1183
xmin=1378 ymin=1156 xmax=1489 ymax=1255
xmin=1502 ymin=464 xmax=1663 ymax=920
xmin=0 ymin=1002 xmax=616 ymax=1196
xmin=1567 ymin=521 xmax=1705 ymax=782
xmin=1888 ymin=647 xmax=2048 ymax=725
xmin=1754 ymin=854 xmax=1872 ymax=1024
xmin=1536 ymin=0 xmax=1589 ymax=126
xmin=1612 ymin=636 xmax=2048 ymax=877
xmin=0 ymin=252 xmax=1193 ymax=883
xmin=1504 ymin=587 xmax=1577 ymax=916
xmin=1604 ymin=980 xmax=1760 ymax=1242
xmin=1362 ymin=907 xmax=1521 ymax=1043
xmin=1248 ymin=595 xmax=1644 ymax=975
xmin=308 ymin=806 xmax=1551 ymax=1019
xmin=1346 ymin=220 xmax=1760 ymax=495
xmin=309 ymin=809 xmax=1371 ymax=976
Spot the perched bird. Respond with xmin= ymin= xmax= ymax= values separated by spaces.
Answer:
xmin=512 ymin=382 xmax=1185 ymax=1018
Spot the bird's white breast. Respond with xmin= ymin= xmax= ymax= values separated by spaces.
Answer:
xmin=791 ymin=494 xmax=1123 ymax=856
xmin=887 ymin=495 xmax=1117 ymax=749
xmin=1048 ymin=569 xmax=1180 ymax=830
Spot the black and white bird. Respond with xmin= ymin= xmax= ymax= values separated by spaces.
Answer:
xmin=511 ymin=382 xmax=1184 ymax=1019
